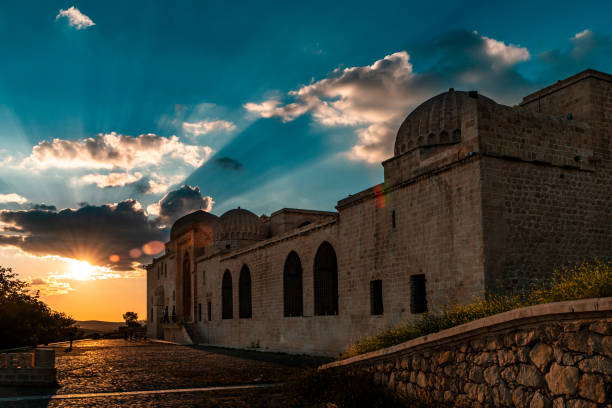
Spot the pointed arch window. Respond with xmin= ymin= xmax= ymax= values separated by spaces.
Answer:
xmin=283 ymin=251 xmax=303 ymax=317
xmin=313 ymin=242 xmax=339 ymax=316
xmin=239 ymin=265 xmax=252 ymax=318
xmin=222 ymin=270 xmax=233 ymax=319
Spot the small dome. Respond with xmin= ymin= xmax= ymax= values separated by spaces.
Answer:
xmin=215 ymin=208 xmax=267 ymax=241
xmin=394 ymin=90 xmax=497 ymax=156
xmin=170 ymin=210 xmax=220 ymax=240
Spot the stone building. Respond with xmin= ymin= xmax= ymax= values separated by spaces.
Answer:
xmin=146 ymin=69 xmax=612 ymax=356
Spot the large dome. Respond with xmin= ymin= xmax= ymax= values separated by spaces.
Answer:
xmin=170 ymin=210 xmax=220 ymax=240
xmin=215 ymin=208 xmax=267 ymax=241
xmin=394 ymin=90 xmax=497 ymax=156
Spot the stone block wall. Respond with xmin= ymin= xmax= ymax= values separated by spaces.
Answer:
xmin=0 ymin=349 xmax=56 ymax=386
xmin=322 ymin=298 xmax=612 ymax=407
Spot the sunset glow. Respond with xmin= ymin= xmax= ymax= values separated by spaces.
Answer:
xmin=67 ymin=260 xmax=99 ymax=281
xmin=0 ymin=1 xmax=609 ymax=323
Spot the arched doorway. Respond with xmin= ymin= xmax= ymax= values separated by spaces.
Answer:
xmin=239 ymin=265 xmax=252 ymax=318
xmin=313 ymin=241 xmax=338 ymax=316
xmin=222 ymin=270 xmax=233 ymax=319
xmin=182 ymin=253 xmax=191 ymax=320
xmin=283 ymin=251 xmax=303 ymax=317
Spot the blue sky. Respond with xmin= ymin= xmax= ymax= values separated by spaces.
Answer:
xmin=0 ymin=1 xmax=611 ymax=318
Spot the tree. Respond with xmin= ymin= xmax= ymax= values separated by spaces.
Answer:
xmin=123 ymin=311 xmax=140 ymax=327
xmin=0 ymin=266 xmax=75 ymax=349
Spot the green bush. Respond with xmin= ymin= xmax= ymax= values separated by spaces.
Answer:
xmin=342 ymin=259 xmax=611 ymax=359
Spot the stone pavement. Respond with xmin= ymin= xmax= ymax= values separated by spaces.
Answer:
xmin=0 ymin=339 xmax=327 ymax=407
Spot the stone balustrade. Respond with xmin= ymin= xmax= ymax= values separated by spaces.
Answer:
xmin=0 ymin=348 xmax=56 ymax=386
xmin=321 ymin=298 xmax=612 ymax=407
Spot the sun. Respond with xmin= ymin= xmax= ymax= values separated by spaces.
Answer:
xmin=67 ymin=260 xmax=97 ymax=281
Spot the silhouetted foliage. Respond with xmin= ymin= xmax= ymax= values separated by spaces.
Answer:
xmin=0 ymin=266 xmax=75 ymax=349
xmin=122 ymin=311 xmax=140 ymax=327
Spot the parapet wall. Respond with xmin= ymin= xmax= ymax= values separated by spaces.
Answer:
xmin=321 ymin=298 xmax=612 ymax=407
xmin=0 ymin=348 xmax=56 ymax=386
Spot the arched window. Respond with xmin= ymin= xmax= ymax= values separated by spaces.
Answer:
xmin=283 ymin=251 xmax=303 ymax=317
xmin=313 ymin=242 xmax=338 ymax=316
xmin=239 ymin=265 xmax=252 ymax=319
xmin=182 ymin=253 xmax=191 ymax=318
xmin=222 ymin=270 xmax=233 ymax=319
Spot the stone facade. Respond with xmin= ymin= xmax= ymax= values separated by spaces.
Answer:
xmin=321 ymin=299 xmax=612 ymax=407
xmin=146 ymin=69 xmax=612 ymax=356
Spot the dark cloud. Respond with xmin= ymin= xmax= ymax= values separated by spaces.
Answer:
xmin=213 ymin=157 xmax=244 ymax=171
xmin=152 ymin=185 xmax=214 ymax=225
xmin=29 ymin=204 xmax=57 ymax=211
xmin=0 ymin=200 xmax=166 ymax=271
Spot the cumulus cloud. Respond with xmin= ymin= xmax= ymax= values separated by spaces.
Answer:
xmin=182 ymin=120 xmax=236 ymax=136
xmin=29 ymin=277 xmax=73 ymax=296
xmin=56 ymin=6 xmax=95 ymax=30
xmin=25 ymin=132 xmax=212 ymax=170
xmin=0 ymin=200 xmax=166 ymax=271
xmin=0 ymin=193 xmax=28 ymax=204
xmin=479 ymin=33 xmax=530 ymax=67
xmin=146 ymin=185 xmax=214 ymax=225
xmin=80 ymin=172 xmax=144 ymax=189
xmin=245 ymin=30 xmax=535 ymax=163
xmin=537 ymin=29 xmax=612 ymax=78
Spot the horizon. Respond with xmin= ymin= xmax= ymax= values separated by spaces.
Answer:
xmin=1 ymin=0 xmax=612 ymax=321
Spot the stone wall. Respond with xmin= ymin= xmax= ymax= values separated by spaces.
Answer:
xmin=0 ymin=349 xmax=56 ymax=386
xmin=321 ymin=298 xmax=612 ymax=407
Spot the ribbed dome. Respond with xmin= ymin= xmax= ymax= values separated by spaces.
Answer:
xmin=394 ymin=90 xmax=497 ymax=156
xmin=170 ymin=210 xmax=220 ymax=240
xmin=215 ymin=208 xmax=266 ymax=241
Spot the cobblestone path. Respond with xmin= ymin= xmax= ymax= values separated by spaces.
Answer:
xmin=0 ymin=339 xmax=327 ymax=407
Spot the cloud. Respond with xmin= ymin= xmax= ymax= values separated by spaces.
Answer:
xmin=479 ymin=32 xmax=530 ymax=67
xmin=56 ymin=6 xmax=95 ymax=30
xmin=212 ymin=157 xmax=244 ymax=171
xmin=29 ymin=204 xmax=57 ymax=211
xmin=24 ymin=132 xmax=212 ymax=170
xmin=0 ymin=200 xmax=166 ymax=271
xmin=146 ymin=185 xmax=214 ymax=225
xmin=80 ymin=172 xmax=144 ymax=189
xmin=244 ymin=30 xmax=535 ymax=163
xmin=182 ymin=120 xmax=236 ymax=136
xmin=537 ymin=29 xmax=612 ymax=78
xmin=29 ymin=277 xmax=73 ymax=296
xmin=0 ymin=193 xmax=28 ymax=204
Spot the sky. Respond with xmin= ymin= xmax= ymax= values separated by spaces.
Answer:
xmin=1 ymin=0 xmax=611 ymax=321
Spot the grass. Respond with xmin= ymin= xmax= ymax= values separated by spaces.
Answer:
xmin=342 ymin=259 xmax=612 ymax=359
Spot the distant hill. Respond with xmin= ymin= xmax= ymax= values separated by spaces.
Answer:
xmin=76 ymin=320 xmax=124 ymax=334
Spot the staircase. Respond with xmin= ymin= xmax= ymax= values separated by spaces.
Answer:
xmin=182 ymin=322 xmax=206 ymax=345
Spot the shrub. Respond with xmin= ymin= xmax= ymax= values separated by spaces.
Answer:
xmin=342 ymin=259 xmax=611 ymax=359
xmin=0 ymin=266 xmax=75 ymax=348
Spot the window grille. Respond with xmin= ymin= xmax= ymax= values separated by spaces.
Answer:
xmin=222 ymin=270 xmax=233 ymax=319
xmin=370 ymin=280 xmax=384 ymax=315
xmin=410 ymin=274 xmax=427 ymax=314
xmin=313 ymin=242 xmax=339 ymax=316
xmin=239 ymin=265 xmax=252 ymax=319
xmin=283 ymin=251 xmax=303 ymax=317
